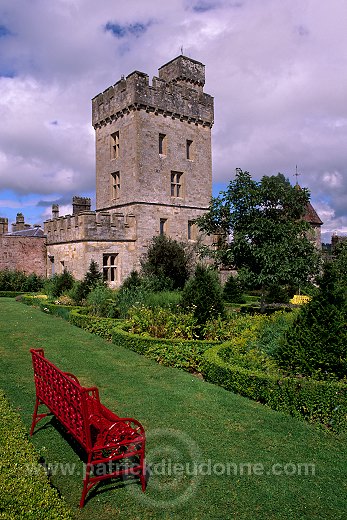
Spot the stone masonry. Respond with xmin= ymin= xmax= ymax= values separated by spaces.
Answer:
xmin=44 ymin=55 xmax=214 ymax=286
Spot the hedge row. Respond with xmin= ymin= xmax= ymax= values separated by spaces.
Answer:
xmin=69 ymin=309 xmax=217 ymax=370
xmin=202 ymin=343 xmax=347 ymax=433
xmin=18 ymin=302 xmax=347 ymax=433
xmin=0 ymin=291 xmax=25 ymax=298
xmin=112 ymin=325 xmax=217 ymax=372
xmin=20 ymin=295 xmax=83 ymax=321
xmin=69 ymin=309 xmax=120 ymax=341
xmin=0 ymin=390 xmax=72 ymax=519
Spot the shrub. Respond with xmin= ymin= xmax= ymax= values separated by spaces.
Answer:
xmin=275 ymin=262 xmax=347 ymax=379
xmin=265 ymin=284 xmax=293 ymax=304
xmin=223 ymin=274 xmax=245 ymax=303
xmin=69 ymin=309 xmax=117 ymax=341
xmin=112 ymin=325 xmax=216 ymax=373
xmin=126 ymin=305 xmax=200 ymax=340
xmin=68 ymin=260 xmax=104 ymax=304
xmin=120 ymin=270 xmax=142 ymax=291
xmin=181 ymin=264 xmax=225 ymax=326
xmin=116 ymin=286 xmax=148 ymax=319
xmin=141 ymin=234 xmax=191 ymax=290
xmin=0 ymin=391 xmax=72 ymax=519
xmin=83 ymin=259 xmax=103 ymax=289
xmin=202 ymin=344 xmax=347 ymax=433
xmin=0 ymin=269 xmax=45 ymax=292
xmin=86 ymin=285 xmax=119 ymax=317
xmin=44 ymin=269 xmax=75 ymax=299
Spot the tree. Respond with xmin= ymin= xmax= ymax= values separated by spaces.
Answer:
xmin=223 ymin=274 xmax=245 ymax=303
xmin=275 ymin=259 xmax=347 ymax=379
xmin=45 ymin=268 xmax=75 ymax=298
xmin=70 ymin=260 xmax=103 ymax=303
xmin=141 ymin=234 xmax=191 ymax=290
xmin=196 ymin=169 xmax=320 ymax=311
xmin=181 ymin=264 xmax=224 ymax=325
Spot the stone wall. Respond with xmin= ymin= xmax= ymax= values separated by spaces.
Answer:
xmin=46 ymin=240 xmax=137 ymax=286
xmin=44 ymin=210 xmax=136 ymax=243
xmin=0 ymin=236 xmax=46 ymax=276
xmin=44 ymin=56 xmax=214 ymax=287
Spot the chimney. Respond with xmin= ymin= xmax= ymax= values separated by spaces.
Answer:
xmin=72 ymin=196 xmax=91 ymax=215
xmin=0 ymin=217 xmax=8 ymax=235
xmin=52 ymin=204 xmax=59 ymax=219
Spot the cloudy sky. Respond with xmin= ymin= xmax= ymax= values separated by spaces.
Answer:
xmin=0 ymin=0 xmax=346 ymax=242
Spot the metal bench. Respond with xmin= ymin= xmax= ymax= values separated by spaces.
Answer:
xmin=30 ymin=348 xmax=146 ymax=507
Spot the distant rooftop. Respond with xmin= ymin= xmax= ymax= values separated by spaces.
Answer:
xmin=5 ymin=227 xmax=46 ymax=238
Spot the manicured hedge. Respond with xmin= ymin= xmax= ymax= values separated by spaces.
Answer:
xmin=69 ymin=309 xmax=119 ymax=341
xmin=20 ymin=304 xmax=347 ymax=433
xmin=0 ymin=291 xmax=25 ymax=297
xmin=20 ymin=295 xmax=82 ymax=321
xmin=0 ymin=391 xmax=72 ymax=519
xmin=202 ymin=343 xmax=347 ymax=433
xmin=112 ymin=325 xmax=217 ymax=372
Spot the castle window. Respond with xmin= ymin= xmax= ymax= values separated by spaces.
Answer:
xmin=186 ymin=139 xmax=193 ymax=160
xmin=160 ymin=218 xmax=167 ymax=235
xmin=111 ymin=172 xmax=120 ymax=199
xmin=171 ymin=171 xmax=183 ymax=197
xmin=49 ymin=255 xmax=55 ymax=277
xmin=103 ymin=254 xmax=118 ymax=283
xmin=159 ymin=133 xmax=167 ymax=155
xmin=111 ymin=131 xmax=120 ymax=159
xmin=188 ymin=220 xmax=197 ymax=240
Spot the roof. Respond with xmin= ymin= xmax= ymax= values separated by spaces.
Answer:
xmin=303 ymin=201 xmax=323 ymax=226
xmin=295 ymin=184 xmax=323 ymax=226
xmin=5 ymin=227 xmax=46 ymax=237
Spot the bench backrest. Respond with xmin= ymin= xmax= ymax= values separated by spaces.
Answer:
xmin=30 ymin=348 xmax=96 ymax=450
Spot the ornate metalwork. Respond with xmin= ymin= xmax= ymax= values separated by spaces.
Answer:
xmin=30 ymin=348 xmax=146 ymax=507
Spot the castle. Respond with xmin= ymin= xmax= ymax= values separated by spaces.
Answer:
xmin=0 ymin=55 xmax=323 ymax=283
xmin=45 ymin=55 xmax=214 ymax=286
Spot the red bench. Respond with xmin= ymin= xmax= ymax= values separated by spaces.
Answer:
xmin=30 ymin=348 xmax=146 ymax=508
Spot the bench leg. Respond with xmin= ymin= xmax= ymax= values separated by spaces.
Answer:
xmin=80 ymin=455 xmax=93 ymax=508
xmin=29 ymin=397 xmax=40 ymax=436
xmin=30 ymin=397 xmax=51 ymax=436
xmin=140 ymin=455 xmax=147 ymax=492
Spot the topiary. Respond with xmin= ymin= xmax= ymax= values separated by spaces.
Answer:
xmin=181 ymin=264 xmax=225 ymax=326
xmin=223 ymin=274 xmax=246 ymax=303
xmin=274 ymin=261 xmax=347 ymax=379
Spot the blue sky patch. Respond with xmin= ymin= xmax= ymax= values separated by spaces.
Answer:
xmin=191 ymin=1 xmax=243 ymax=12
xmin=104 ymin=20 xmax=152 ymax=39
xmin=192 ymin=1 xmax=219 ymax=13
xmin=0 ymin=24 xmax=11 ymax=38
xmin=0 ymin=68 xmax=16 ymax=78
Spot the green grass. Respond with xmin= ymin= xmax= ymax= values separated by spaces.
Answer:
xmin=0 ymin=298 xmax=346 ymax=519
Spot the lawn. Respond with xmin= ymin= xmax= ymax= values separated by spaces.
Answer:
xmin=0 ymin=298 xmax=346 ymax=520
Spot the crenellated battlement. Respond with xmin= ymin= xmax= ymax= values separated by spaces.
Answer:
xmin=44 ymin=210 xmax=136 ymax=244
xmin=92 ymin=56 xmax=214 ymax=129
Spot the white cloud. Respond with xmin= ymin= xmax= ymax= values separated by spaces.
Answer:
xmin=0 ymin=0 xmax=346 ymax=240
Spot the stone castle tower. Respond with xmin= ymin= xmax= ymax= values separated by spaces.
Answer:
xmin=44 ymin=56 xmax=214 ymax=285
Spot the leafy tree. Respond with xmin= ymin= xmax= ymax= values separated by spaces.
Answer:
xmin=141 ymin=235 xmax=191 ymax=290
xmin=181 ymin=264 xmax=224 ymax=325
xmin=197 ymin=169 xmax=320 ymax=311
xmin=331 ymin=241 xmax=347 ymax=293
